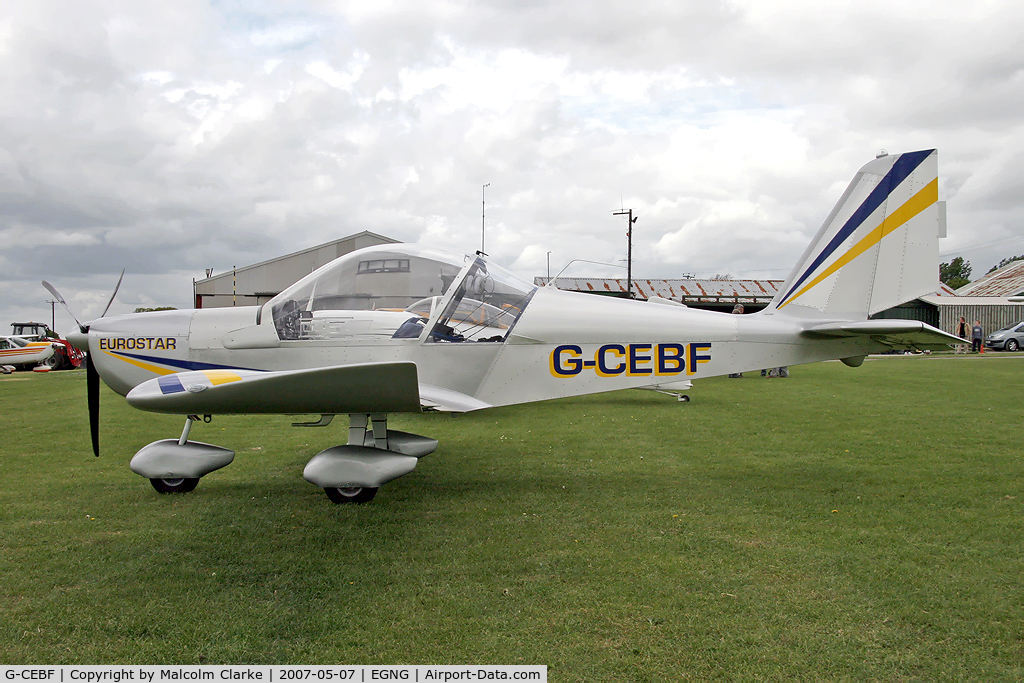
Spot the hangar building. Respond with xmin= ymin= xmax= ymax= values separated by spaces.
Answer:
xmin=867 ymin=260 xmax=1024 ymax=335
xmin=193 ymin=231 xmax=398 ymax=308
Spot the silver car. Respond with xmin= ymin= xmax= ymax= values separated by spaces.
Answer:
xmin=985 ymin=321 xmax=1024 ymax=352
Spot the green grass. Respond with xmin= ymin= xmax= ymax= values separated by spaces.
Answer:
xmin=1 ymin=356 xmax=1022 ymax=678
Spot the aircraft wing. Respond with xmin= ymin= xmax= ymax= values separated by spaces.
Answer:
xmin=126 ymin=362 xmax=423 ymax=415
xmin=801 ymin=320 xmax=962 ymax=349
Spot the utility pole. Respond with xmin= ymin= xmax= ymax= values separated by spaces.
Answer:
xmin=46 ymin=299 xmax=57 ymax=330
xmin=613 ymin=209 xmax=638 ymax=299
xmin=481 ymin=183 xmax=490 ymax=253
xmin=546 ymin=251 xmax=552 ymax=284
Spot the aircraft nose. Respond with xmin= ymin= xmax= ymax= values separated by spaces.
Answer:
xmin=67 ymin=329 xmax=89 ymax=350
xmin=87 ymin=310 xmax=196 ymax=396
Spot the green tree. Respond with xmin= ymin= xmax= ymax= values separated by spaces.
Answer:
xmin=987 ymin=254 xmax=1024 ymax=274
xmin=939 ymin=257 xmax=972 ymax=289
xmin=133 ymin=306 xmax=178 ymax=313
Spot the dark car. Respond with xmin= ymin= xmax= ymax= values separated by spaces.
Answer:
xmin=985 ymin=321 xmax=1024 ymax=352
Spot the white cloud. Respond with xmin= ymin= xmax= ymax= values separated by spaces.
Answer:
xmin=305 ymin=51 xmax=368 ymax=90
xmin=2 ymin=0 xmax=1023 ymax=329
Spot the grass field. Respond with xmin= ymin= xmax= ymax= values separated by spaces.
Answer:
xmin=1 ymin=356 xmax=1022 ymax=678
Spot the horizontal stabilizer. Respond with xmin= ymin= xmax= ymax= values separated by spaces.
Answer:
xmin=127 ymin=362 xmax=422 ymax=414
xmin=802 ymin=319 xmax=962 ymax=349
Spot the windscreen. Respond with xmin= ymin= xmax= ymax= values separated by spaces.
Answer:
xmin=426 ymin=256 xmax=535 ymax=343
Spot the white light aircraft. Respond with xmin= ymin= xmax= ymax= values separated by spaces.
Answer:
xmin=0 ymin=336 xmax=56 ymax=371
xmin=52 ymin=150 xmax=960 ymax=504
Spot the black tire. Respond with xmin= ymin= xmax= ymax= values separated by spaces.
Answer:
xmin=150 ymin=477 xmax=200 ymax=494
xmin=44 ymin=354 xmax=62 ymax=370
xmin=1006 ymin=339 xmax=1019 ymax=352
xmin=678 ymin=394 xmax=691 ymax=402
xmin=324 ymin=486 xmax=378 ymax=504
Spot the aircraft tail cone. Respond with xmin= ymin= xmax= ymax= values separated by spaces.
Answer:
xmin=87 ymin=353 xmax=100 ymax=456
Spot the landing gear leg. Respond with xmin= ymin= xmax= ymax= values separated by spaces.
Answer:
xmin=320 ymin=414 xmax=385 ymax=505
xmin=306 ymin=413 xmax=436 ymax=505
xmin=651 ymin=389 xmax=691 ymax=402
xmin=148 ymin=416 xmax=204 ymax=494
xmin=132 ymin=415 xmax=234 ymax=495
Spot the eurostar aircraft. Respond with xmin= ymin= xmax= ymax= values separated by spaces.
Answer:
xmin=55 ymin=150 xmax=960 ymax=504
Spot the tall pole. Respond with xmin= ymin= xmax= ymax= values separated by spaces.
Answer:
xmin=481 ymin=183 xmax=490 ymax=253
xmin=546 ymin=251 xmax=551 ymax=284
xmin=613 ymin=209 xmax=637 ymax=299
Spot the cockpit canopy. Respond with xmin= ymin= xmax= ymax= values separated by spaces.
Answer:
xmin=263 ymin=244 xmax=536 ymax=343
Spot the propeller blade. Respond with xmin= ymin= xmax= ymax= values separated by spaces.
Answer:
xmin=87 ymin=353 xmax=100 ymax=457
xmin=100 ymin=270 xmax=125 ymax=318
xmin=42 ymin=280 xmax=85 ymax=332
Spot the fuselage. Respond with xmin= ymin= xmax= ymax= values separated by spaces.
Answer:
xmin=0 ymin=336 xmax=55 ymax=367
xmin=84 ymin=285 xmax=874 ymax=411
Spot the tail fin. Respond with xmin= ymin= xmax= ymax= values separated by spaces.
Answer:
xmin=770 ymin=150 xmax=940 ymax=319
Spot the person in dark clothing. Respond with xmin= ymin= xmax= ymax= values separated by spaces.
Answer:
xmin=972 ymin=321 xmax=984 ymax=353
xmin=955 ymin=316 xmax=969 ymax=354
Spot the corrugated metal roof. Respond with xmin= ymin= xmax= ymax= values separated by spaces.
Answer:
xmin=534 ymin=277 xmax=783 ymax=302
xmin=954 ymin=260 xmax=1024 ymax=297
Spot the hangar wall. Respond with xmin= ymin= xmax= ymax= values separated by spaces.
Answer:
xmin=194 ymin=231 xmax=398 ymax=308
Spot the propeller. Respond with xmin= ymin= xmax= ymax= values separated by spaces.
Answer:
xmin=87 ymin=354 xmax=100 ymax=457
xmin=100 ymin=270 xmax=124 ymax=318
xmin=41 ymin=279 xmax=86 ymax=333
xmin=40 ymin=270 xmax=125 ymax=457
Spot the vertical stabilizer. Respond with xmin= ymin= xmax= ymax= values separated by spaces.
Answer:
xmin=770 ymin=150 xmax=940 ymax=319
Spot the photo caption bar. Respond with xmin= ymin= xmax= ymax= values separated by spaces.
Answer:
xmin=1 ymin=666 xmax=546 ymax=683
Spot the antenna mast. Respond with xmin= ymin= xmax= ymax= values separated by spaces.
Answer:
xmin=613 ymin=209 xmax=638 ymax=299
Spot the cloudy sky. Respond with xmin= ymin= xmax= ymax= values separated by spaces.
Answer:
xmin=3 ymin=0 xmax=1023 ymax=330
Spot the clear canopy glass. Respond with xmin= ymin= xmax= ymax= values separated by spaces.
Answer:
xmin=265 ymin=244 xmax=536 ymax=343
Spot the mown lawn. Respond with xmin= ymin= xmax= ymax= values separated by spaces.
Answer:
xmin=1 ymin=356 xmax=1021 ymax=678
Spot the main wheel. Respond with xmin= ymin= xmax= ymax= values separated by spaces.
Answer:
xmin=324 ymin=486 xmax=378 ymax=504
xmin=44 ymin=354 xmax=63 ymax=370
xmin=150 ymin=477 xmax=200 ymax=494
xmin=1006 ymin=339 xmax=1019 ymax=352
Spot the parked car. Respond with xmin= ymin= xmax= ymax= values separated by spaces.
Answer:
xmin=985 ymin=321 xmax=1024 ymax=352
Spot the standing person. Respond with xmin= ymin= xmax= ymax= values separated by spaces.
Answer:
xmin=955 ymin=316 xmax=969 ymax=354
xmin=729 ymin=304 xmax=744 ymax=377
xmin=971 ymin=320 xmax=984 ymax=353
